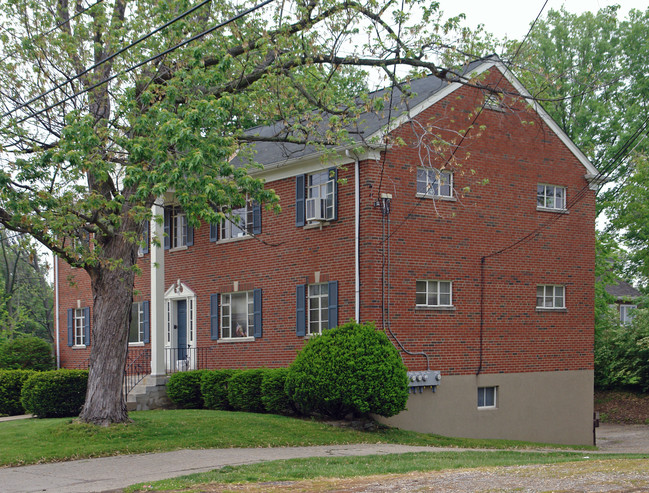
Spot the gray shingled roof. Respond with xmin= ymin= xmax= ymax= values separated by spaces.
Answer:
xmin=232 ymin=58 xmax=491 ymax=169
xmin=605 ymin=279 xmax=642 ymax=299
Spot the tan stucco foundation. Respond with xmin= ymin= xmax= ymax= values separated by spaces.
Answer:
xmin=377 ymin=370 xmax=594 ymax=446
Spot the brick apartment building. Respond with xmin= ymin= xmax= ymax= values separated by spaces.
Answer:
xmin=55 ymin=57 xmax=599 ymax=445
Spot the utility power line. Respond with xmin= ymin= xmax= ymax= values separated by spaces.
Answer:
xmin=6 ymin=0 xmax=276 ymax=125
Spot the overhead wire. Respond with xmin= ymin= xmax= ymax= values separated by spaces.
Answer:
xmin=0 ymin=0 xmax=106 ymax=66
xmin=5 ymin=0 xmax=275 ymax=125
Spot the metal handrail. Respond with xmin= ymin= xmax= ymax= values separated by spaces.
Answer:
xmin=123 ymin=348 xmax=151 ymax=400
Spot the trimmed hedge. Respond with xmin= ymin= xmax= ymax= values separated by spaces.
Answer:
xmin=260 ymin=368 xmax=292 ymax=415
xmin=201 ymin=369 xmax=240 ymax=410
xmin=0 ymin=370 xmax=35 ymax=416
xmin=166 ymin=370 xmax=209 ymax=409
xmin=21 ymin=370 xmax=88 ymax=418
xmin=0 ymin=337 xmax=53 ymax=371
xmin=285 ymin=321 xmax=409 ymax=419
xmin=227 ymin=369 xmax=265 ymax=413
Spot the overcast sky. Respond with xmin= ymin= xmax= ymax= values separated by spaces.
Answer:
xmin=443 ymin=0 xmax=647 ymax=40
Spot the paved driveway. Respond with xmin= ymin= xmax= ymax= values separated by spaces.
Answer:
xmin=0 ymin=421 xmax=645 ymax=493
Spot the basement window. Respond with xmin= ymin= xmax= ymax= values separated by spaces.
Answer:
xmin=478 ymin=386 xmax=497 ymax=408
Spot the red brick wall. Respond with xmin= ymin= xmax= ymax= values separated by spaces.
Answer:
xmin=57 ymin=67 xmax=595 ymax=376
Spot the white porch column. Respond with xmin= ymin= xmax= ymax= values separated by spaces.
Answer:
xmin=150 ymin=199 xmax=166 ymax=377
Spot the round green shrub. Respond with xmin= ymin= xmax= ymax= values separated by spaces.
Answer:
xmin=285 ymin=321 xmax=409 ymax=419
xmin=0 ymin=370 xmax=35 ymax=416
xmin=21 ymin=370 xmax=88 ymax=418
xmin=0 ymin=337 xmax=53 ymax=371
xmin=261 ymin=368 xmax=293 ymax=415
xmin=201 ymin=369 xmax=240 ymax=410
xmin=227 ymin=369 xmax=265 ymax=413
xmin=166 ymin=370 xmax=209 ymax=409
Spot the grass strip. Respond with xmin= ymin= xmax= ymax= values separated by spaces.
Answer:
xmin=1 ymin=409 xmax=593 ymax=467
xmin=125 ymin=451 xmax=648 ymax=492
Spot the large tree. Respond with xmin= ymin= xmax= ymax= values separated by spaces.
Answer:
xmin=0 ymin=0 xmax=495 ymax=424
xmin=511 ymin=6 xmax=649 ymax=187
xmin=0 ymin=227 xmax=53 ymax=342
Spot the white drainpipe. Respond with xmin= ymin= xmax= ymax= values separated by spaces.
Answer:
xmin=54 ymin=253 xmax=60 ymax=368
xmin=354 ymin=156 xmax=360 ymax=322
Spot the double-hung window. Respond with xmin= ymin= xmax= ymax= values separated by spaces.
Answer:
xmin=210 ymin=201 xmax=261 ymax=242
xmin=620 ymin=304 xmax=637 ymax=325
xmin=164 ymin=206 xmax=193 ymax=249
xmin=296 ymin=281 xmax=338 ymax=336
xmin=129 ymin=301 xmax=150 ymax=344
xmin=537 ymin=184 xmax=566 ymax=211
xmin=221 ymin=291 xmax=254 ymax=338
xmin=308 ymin=284 xmax=329 ymax=335
xmin=295 ymin=169 xmax=338 ymax=226
xmin=416 ymin=280 xmax=452 ymax=307
xmin=536 ymin=285 xmax=565 ymax=309
xmin=221 ymin=204 xmax=253 ymax=239
xmin=67 ymin=307 xmax=90 ymax=347
xmin=210 ymin=289 xmax=262 ymax=340
xmin=417 ymin=168 xmax=453 ymax=198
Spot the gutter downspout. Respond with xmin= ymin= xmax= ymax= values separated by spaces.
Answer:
xmin=354 ymin=155 xmax=360 ymax=322
xmin=54 ymin=253 xmax=60 ymax=369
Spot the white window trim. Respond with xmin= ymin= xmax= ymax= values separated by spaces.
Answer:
xmin=220 ymin=290 xmax=254 ymax=340
xmin=220 ymin=201 xmax=253 ymax=240
xmin=129 ymin=302 xmax=145 ymax=345
xmin=307 ymin=283 xmax=329 ymax=335
xmin=306 ymin=170 xmax=335 ymax=223
xmin=416 ymin=280 xmax=453 ymax=308
xmin=417 ymin=168 xmax=453 ymax=199
xmin=620 ymin=304 xmax=637 ymax=325
xmin=73 ymin=308 xmax=86 ymax=347
xmin=536 ymin=285 xmax=566 ymax=310
xmin=478 ymin=386 xmax=497 ymax=409
xmin=537 ymin=184 xmax=567 ymax=212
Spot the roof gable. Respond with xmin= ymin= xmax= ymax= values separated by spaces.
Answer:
xmin=235 ymin=56 xmax=599 ymax=182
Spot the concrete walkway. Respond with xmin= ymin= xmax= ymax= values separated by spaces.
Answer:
xmin=0 ymin=419 xmax=646 ymax=493
xmin=0 ymin=444 xmax=466 ymax=493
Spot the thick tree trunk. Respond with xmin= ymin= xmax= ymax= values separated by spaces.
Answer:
xmin=78 ymin=234 xmax=138 ymax=425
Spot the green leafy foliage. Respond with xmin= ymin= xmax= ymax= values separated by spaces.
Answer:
xmin=0 ymin=0 xmax=496 ymax=423
xmin=201 ymin=369 xmax=240 ymax=410
xmin=0 ymin=369 xmax=35 ymax=416
xmin=595 ymin=306 xmax=649 ymax=391
xmin=260 ymin=368 xmax=293 ymax=415
xmin=227 ymin=369 xmax=265 ymax=413
xmin=166 ymin=370 xmax=209 ymax=409
xmin=285 ymin=321 xmax=409 ymax=419
xmin=20 ymin=370 xmax=88 ymax=418
xmin=0 ymin=336 xmax=53 ymax=371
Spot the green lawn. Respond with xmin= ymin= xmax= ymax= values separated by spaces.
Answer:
xmin=0 ymin=409 xmax=590 ymax=466
xmin=125 ymin=452 xmax=648 ymax=492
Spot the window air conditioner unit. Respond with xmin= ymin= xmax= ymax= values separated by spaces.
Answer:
xmin=306 ymin=197 xmax=326 ymax=222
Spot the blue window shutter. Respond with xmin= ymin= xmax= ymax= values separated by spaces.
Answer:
xmin=143 ymin=301 xmax=150 ymax=344
xmin=210 ymin=294 xmax=219 ymax=340
xmin=142 ymin=221 xmax=149 ymax=254
xmin=296 ymin=284 xmax=306 ymax=336
xmin=84 ymin=307 xmax=91 ymax=346
xmin=328 ymin=281 xmax=338 ymax=330
xmin=253 ymin=288 xmax=262 ymax=338
xmin=295 ymin=175 xmax=305 ymax=227
xmin=252 ymin=202 xmax=262 ymax=235
xmin=186 ymin=221 xmax=193 ymax=246
xmin=163 ymin=208 xmax=171 ymax=250
xmin=67 ymin=309 xmax=73 ymax=346
xmin=329 ymin=167 xmax=338 ymax=221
